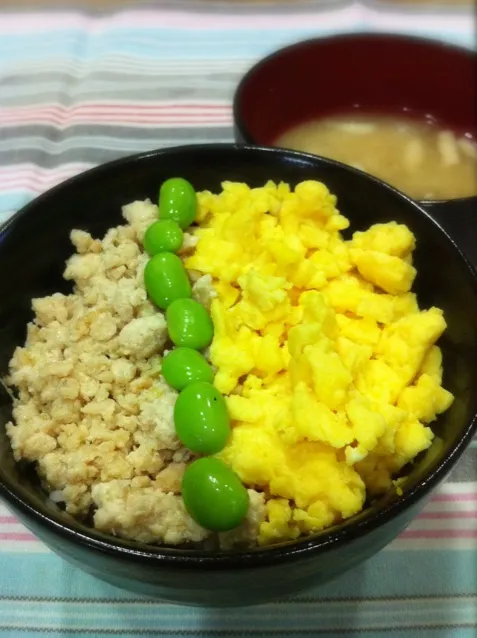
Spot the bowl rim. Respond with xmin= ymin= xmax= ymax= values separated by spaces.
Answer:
xmin=232 ymin=31 xmax=477 ymax=209
xmin=1 ymin=142 xmax=477 ymax=569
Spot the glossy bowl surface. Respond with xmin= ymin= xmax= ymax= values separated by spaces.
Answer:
xmin=0 ymin=144 xmax=477 ymax=606
xmin=233 ymin=33 xmax=477 ymax=210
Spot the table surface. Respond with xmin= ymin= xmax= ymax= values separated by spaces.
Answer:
xmin=0 ymin=1 xmax=476 ymax=637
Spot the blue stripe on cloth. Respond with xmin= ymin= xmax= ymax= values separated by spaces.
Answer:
xmin=0 ymin=28 xmax=349 ymax=62
xmin=0 ymin=192 xmax=37 ymax=217
xmin=0 ymin=28 xmax=473 ymax=67
xmin=0 ymin=551 xmax=475 ymax=636
xmin=1 ymin=550 xmax=475 ymax=600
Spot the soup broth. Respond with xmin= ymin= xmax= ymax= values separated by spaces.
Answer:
xmin=275 ymin=114 xmax=477 ymax=200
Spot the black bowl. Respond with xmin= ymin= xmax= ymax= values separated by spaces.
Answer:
xmin=1 ymin=144 xmax=477 ymax=607
xmin=233 ymin=33 xmax=477 ymax=215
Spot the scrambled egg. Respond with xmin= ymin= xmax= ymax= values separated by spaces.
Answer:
xmin=186 ymin=180 xmax=453 ymax=546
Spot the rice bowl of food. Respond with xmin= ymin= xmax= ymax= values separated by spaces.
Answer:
xmin=0 ymin=144 xmax=476 ymax=606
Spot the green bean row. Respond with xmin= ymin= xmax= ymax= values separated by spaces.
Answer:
xmin=142 ymin=178 xmax=249 ymax=532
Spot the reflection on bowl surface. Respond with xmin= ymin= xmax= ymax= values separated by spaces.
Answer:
xmin=0 ymin=145 xmax=477 ymax=606
xmin=234 ymin=34 xmax=477 ymax=203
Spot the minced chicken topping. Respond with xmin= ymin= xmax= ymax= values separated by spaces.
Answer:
xmin=5 ymin=200 xmax=265 ymax=547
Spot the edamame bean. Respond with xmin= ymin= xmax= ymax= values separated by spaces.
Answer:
xmin=162 ymin=347 xmax=214 ymax=391
xmin=143 ymin=220 xmax=183 ymax=256
xmin=144 ymin=252 xmax=191 ymax=310
xmin=166 ymin=298 xmax=213 ymax=349
xmin=174 ymin=381 xmax=229 ymax=454
xmin=159 ymin=177 xmax=197 ymax=230
xmin=181 ymin=457 xmax=249 ymax=531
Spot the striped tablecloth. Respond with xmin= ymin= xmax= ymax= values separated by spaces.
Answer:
xmin=0 ymin=1 xmax=476 ymax=636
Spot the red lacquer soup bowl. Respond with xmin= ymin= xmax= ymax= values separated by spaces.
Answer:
xmin=233 ymin=33 xmax=477 ymax=215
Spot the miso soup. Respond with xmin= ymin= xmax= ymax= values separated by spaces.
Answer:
xmin=274 ymin=114 xmax=477 ymax=200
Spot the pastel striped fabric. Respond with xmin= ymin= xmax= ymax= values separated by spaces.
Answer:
xmin=0 ymin=1 xmax=476 ymax=636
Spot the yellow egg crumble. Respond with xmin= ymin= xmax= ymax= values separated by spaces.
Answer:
xmin=186 ymin=180 xmax=454 ymax=546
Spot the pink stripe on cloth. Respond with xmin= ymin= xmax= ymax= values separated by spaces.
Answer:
xmin=0 ymin=164 xmax=94 ymax=193
xmin=400 ymin=529 xmax=477 ymax=540
xmin=0 ymin=6 xmax=363 ymax=33
xmin=419 ymin=511 xmax=477 ymax=520
xmin=1 ymin=103 xmax=231 ymax=114
xmin=361 ymin=5 xmax=474 ymax=34
xmin=432 ymin=492 xmax=477 ymax=502
xmin=0 ymin=532 xmax=37 ymax=541
xmin=0 ymin=103 xmax=233 ymax=127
